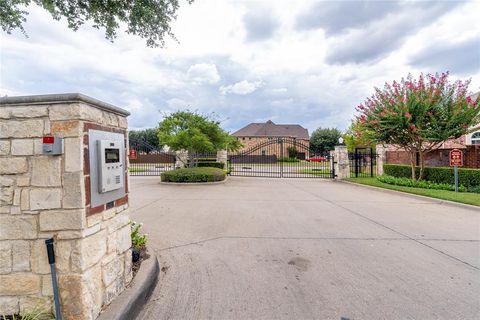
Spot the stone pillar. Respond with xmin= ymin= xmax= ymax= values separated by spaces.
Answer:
xmin=376 ymin=144 xmax=387 ymax=176
xmin=0 ymin=93 xmax=132 ymax=320
xmin=333 ymin=145 xmax=350 ymax=179
xmin=175 ymin=150 xmax=188 ymax=168
xmin=216 ymin=150 xmax=228 ymax=170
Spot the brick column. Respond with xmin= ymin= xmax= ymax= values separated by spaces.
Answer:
xmin=333 ymin=145 xmax=350 ymax=179
xmin=376 ymin=144 xmax=387 ymax=176
xmin=216 ymin=150 xmax=228 ymax=170
xmin=175 ymin=150 xmax=188 ymax=168
xmin=0 ymin=93 xmax=132 ymax=320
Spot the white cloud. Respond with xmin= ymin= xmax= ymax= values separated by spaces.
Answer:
xmin=220 ymin=80 xmax=263 ymax=95
xmin=187 ymin=63 xmax=220 ymax=84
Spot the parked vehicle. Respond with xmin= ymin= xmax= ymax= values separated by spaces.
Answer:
xmin=306 ymin=156 xmax=327 ymax=162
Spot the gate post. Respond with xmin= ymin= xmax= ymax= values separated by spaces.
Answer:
xmin=376 ymin=144 xmax=387 ymax=176
xmin=216 ymin=150 xmax=228 ymax=170
xmin=333 ymin=145 xmax=350 ymax=179
xmin=175 ymin=150 xmax=188 ymax=168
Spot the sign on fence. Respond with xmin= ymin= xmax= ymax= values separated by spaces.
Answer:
xmin=129 ymin=149 xmax=137 ymax=160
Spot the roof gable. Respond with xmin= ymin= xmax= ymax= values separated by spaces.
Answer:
xmin=232 ymin=120 xmax=309 ymax=139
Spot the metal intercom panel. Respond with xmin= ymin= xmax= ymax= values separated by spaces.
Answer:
xmin=88 ymin=130 xmax=126 ymax=207
xmin=97 ymin=139 xmax=124 ymax=193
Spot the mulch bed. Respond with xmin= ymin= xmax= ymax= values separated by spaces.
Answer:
xmin=132 ymin=246 xmax=150 ymax=277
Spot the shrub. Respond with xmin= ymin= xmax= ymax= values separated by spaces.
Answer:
xmin=161 ymin=167 xmax=226 ymax=183
xmin=384 ymin=164 xmax=480 ymax=188
xmin=278 ymin=157 xmax=300 ymax=162
xmin=377 ymin=175 xmax=467 ymax=192
xmin=197 ymin=161 xmax=225 ymax=169
xmin=287 ymin=146 xmax=298 ymax=158
xmin=131 ymin=221 xmax=147 ymax=248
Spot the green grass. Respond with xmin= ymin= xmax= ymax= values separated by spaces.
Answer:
xmin=296 ymin=169 xmax=332 ymax=176
xmin=128 ymin=167 xmax=147 ymax=172
xmin=347 ymin=177 xmax=480 ymax=207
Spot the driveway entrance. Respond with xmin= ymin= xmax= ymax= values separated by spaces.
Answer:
xmin=130 ymin=177 xmax=480 ymax=320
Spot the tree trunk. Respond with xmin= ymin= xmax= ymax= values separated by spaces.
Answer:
xmin=418 ymin=151 xmax=425 ymax=181
xmin=409 ymin=149 xmax=416 ymax=180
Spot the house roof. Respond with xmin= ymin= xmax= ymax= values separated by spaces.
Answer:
xmin=232 ymin=120 xmax=309 ymax=140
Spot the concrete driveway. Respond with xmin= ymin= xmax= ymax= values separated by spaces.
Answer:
xmin=129 ymin=177 xmax=480 ymax=320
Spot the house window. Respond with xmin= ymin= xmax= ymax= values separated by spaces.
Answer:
xmin=249 ymin=137 xmax=252 ymax=140
xmin=472 ymin=132 xmax=480 ymax=145
xmin=262 ymin=150 xmax=266 ymax=156
xmin=242 ymin=137 xmax=245 ymax=141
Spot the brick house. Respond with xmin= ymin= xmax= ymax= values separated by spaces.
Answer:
xmin=232 ymin=120 xmax=310 ymax=158
xmin=385 ymin=92 xmax=480 ymax=169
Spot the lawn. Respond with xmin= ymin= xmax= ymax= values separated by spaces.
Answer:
xmin=347 ymin=177 xmax=480 ymax=207
xmin=128 ymin=167 xmax=147 ymax=172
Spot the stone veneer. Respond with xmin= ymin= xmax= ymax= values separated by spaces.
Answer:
xmin=0 ymin=94 xmax=131 ymax=319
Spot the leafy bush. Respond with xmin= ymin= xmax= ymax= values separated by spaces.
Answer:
xmin=161 ymin=167 xmax=226 ymax=183
xmin=287 ymin=146 xmax=298 ymax=158
xmin=467 ymin=185 xmax=480 ymax=194
xmin=2 ymin=307 xmax=54 ymax=320
xmin=384 ymin=164 xmax=480 ymax=188
xmin=278 ymin=157 xmax=300 ymax=162
xmin=377 ymin=175 xmax=467 ymax=192
xmin=131 ymin=221 xmax=147 ymax=248
xmin=197 ymin=161 xmax=225 ymax=169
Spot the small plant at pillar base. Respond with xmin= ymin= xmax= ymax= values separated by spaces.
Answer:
xmin=131 ymin=221 xmax=148 ymax=248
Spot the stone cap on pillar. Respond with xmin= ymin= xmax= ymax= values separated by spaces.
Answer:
xmin=0 ymin=93 xmax=130 ymax=117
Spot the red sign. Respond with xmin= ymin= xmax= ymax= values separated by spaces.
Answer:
xmin=43 ymin=136 xmax=54 ymax=144
xmin=449 ymin=149 xmax=463 ymax=167
xmin=129 ymin=149 xmax=137 ymax=160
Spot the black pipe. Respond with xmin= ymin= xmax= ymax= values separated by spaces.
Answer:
xmin=45 ymin=238 xmax=62 ymax=320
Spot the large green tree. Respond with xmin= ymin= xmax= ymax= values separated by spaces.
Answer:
xmin=354 ymin=72 xmax=480 ymax=180
xmin=157 ymin=110 xmax=242 ymax=155
xmin=0 ymin=0 xmax=193 ymax=47
xmin=310 ymin=127 xmax=342 ymax=155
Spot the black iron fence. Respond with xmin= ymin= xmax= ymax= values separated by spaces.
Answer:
xmin=349 ymin=148 xmax=377 ymax=178
xmin=228 ymin=137 xmax=335 ymax=178
xmin=128 ymin=139 xmax=176 ymax=176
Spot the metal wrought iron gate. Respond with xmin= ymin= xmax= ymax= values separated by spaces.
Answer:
xmin=228 ymin=137 xmax=335 ymax=178
xmin=128 ymin=139 xmax=176 ymax=176
xmin=349 ymin=148 xmax=377 ymax=178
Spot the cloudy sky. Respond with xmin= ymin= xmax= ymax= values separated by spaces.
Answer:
xmin=1 ymin=0 xmax=479 ymax=134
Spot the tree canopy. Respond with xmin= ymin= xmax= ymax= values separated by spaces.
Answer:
xmin=0 ymin=0 xmax=193 ymax=47
xmin=157 ymin=110 xmax=242 ymax=154
xmin=353 ymin=72 xmax=480 ymax=179
xmin=310 ymin=127 xmax=342 ymax=155
xmin=129 ymin=128 xmax=162 ymax=150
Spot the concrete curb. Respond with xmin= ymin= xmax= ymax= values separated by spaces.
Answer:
xmin=97 ymin=254 xmax=160 ymax=320
xmin=340 ymin=180 xmax=480 ymax=212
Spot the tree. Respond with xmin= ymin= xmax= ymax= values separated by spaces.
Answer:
xmin=343 ymin=122 xmax=375 ymax=152
xmin=353 ymin=72 xmax=480 ymax=180
xmin=129 ymin=128 xmax=162 ymax=150
xmin=310 ymin=127 xmax=342 ymax=155
xmin=157 ymin=110 xmax=242 ymax=156
xmin=0 ymin=0 xmax=194 ymax=47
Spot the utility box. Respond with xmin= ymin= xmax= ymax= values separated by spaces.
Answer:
xmin=42 ymin=135 xmax=64 ymax=155
xmin=97 ymin=139 xmax=124 ymax=193
xmin=89 ymin=130 xmax=126 ymax=207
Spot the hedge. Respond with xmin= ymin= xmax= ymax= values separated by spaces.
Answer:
xmin=377 ymin=175 xmax=467 ymax=192
xmin=384 ymin=164 xmax=480 ymax=188
xmin=197 ymin=161 xmax=225 ymax=169
xmin=161 ymin=167 xmax=226 ymax=183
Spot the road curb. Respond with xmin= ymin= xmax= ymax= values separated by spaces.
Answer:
xmin=340 ymin=180 xmax=479 ymax=212
xmin=97 ymin=253 xmax=160 ymax=320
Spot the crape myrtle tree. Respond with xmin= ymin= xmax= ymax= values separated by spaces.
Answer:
xmin=0 ymin=0 xmax=194 ymax=47
xmin=354 ymin=72 xmax=480 ymax=180
xmin=343 ymin=122 xmax=375 ymax=152
xmin=157 ymin=110 xmax=242 ymax=166
xmin=310 ymin=127 xmax=342 ymax=155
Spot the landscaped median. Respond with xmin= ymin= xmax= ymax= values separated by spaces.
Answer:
xmin=346 ymin=177 xmax=480 ymax=207
xmin=161 ymin=167 xmax=226 ymax=183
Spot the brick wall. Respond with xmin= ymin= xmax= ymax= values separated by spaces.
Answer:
xmin=0 ymin=94 xmax=132 ymax=319
xmin=386 ymin=146 xmax=480 ymax=169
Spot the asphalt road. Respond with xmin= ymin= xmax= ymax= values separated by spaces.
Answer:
xmin=129 ymin=177 xmax=480 ymax=320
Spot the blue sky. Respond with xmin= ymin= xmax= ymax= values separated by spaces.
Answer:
xmin=1 ymin=0 xmax=479 ymax=134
